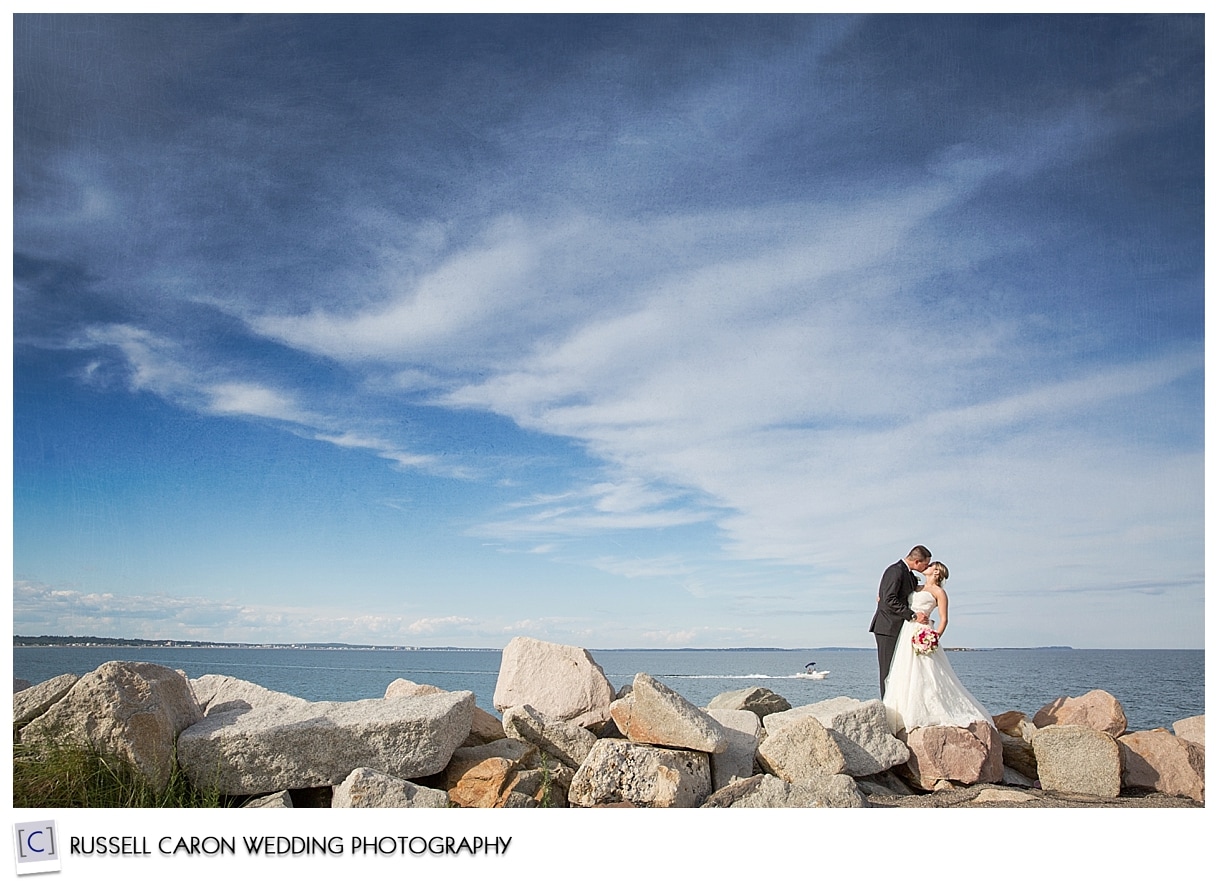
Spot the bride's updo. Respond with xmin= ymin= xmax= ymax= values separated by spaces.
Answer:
xmin=929 ymin=561 xmax=949 ymax=582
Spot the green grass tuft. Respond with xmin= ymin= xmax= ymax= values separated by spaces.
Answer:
xmin=13 ymin=740 xmax=228 ymax=808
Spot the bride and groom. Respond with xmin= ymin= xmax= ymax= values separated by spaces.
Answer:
xmin=869 ymin=545 xmax=994 ymax=733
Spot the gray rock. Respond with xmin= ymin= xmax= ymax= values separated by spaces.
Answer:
xmin=569 ymin=739 xmax=713 ymax=807
xmin=14 ymin=673 xmax=79 ymax=727
xmin=333 ymin=767 xmax=450 ymax=808
xmin=493 ymin=637 xmax=615 ymax=729
xmin=1001 ymin=765 xmax=1038 ymax=788
xmin=763 ymin=696 xmax=909 ymax=776
xmin=243 ymin=791 xmax=293 ymax=808
xmin=854 ymin=768 xmax=919 ymax=797
xmin=177 ymin=690 xmax=474 ymax=796
xmin=502 ymin=704 xmax=598 ymax=768
xmin=702 ymin=773 xmax=867 ymax=808
xmin=705 ymin=708 xmax=762 ymax=790
xmin=21 ymin=661 xmax=201 ymax=791
xmin=1031 ymin=724 xmax=1122 ymax=798
xmin=706 ymin=687 xmax=791 ymax=718
xmin=757 ymin=714 xmax=848 ymax=781
xmin=610 ymin=673 xmax=727 ymax=753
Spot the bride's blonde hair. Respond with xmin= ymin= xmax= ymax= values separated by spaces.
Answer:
xmin=928 ymin=561 xmax=949 ymax=582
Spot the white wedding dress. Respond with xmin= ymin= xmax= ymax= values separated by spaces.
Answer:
xmin=883 ymin=590 xmax=994 ymax=733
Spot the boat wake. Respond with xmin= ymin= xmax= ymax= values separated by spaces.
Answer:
xmin=653 ymin=673 xmax=829 ymax=680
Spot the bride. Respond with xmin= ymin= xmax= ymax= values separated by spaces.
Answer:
xmin=882 ymin=561 xmax=995 ymax=734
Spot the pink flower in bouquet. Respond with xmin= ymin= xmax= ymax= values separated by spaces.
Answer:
xmin=912 ymin=626 xmax=940 ymax=655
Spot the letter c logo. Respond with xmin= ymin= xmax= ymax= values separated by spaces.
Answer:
xmin=25 ymin=830 xmax=45 ymax=853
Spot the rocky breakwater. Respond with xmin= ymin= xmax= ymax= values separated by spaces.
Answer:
xmin=13 ymin=636 xmax=1205 ymax=808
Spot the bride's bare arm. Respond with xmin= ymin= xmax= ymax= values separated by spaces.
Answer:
xmin=927 ymin=584 xmax=949 ymax=636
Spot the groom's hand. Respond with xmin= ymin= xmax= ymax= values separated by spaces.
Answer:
xmin=915 ymin=612 xmax=930 ymax=624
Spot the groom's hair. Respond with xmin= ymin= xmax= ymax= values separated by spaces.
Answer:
xmin=907 ymin=545 xmax=932 ymax=562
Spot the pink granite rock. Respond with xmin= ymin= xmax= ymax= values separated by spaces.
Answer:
xmin=1173 ymin=715 xmax=1204 ymax=747
xmin=1033 ymin=689 xmax=1127 ymax=737
xmin=901 ymin=721 xmax=1003 ymax=790
xmin=1119 ymin=728 xmax=1204 ymax=803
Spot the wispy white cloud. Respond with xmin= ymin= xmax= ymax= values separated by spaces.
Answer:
xmin=14 ymin=581 xmax=484 ymax=645
xmin=73 ymin=323 xmax=462 ymax=476
xmin=206 ymin=382 xmax=307 ymax=422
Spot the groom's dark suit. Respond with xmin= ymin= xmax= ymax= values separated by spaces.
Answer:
xmin=869 ymin=560 xmax=919 ymax=697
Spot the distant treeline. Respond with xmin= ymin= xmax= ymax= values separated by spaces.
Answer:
xmin=13 ymin=635 xmax=418 ymax=650
xmin=15 ymin=635 xmax=223 ymax=647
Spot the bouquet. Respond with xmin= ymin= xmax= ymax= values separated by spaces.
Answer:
xmin=912 ymin=626 xmax=940 ymax=655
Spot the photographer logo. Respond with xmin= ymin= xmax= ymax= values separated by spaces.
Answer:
xmin=12 ymin=821 xmax=60 ymax=876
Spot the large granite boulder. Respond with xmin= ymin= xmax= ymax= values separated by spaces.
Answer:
xmin=757 ymin=714 xmax=848 ymax=781
xmin=503 ymin=704 xmax=599 ymax=769
xmin=702 ymin=772 xmax=867 ymax=808
xmin=21 ymin=661 xmax=202 ymax=791
xmin=333 ymin=767 xmax=450 ymax=808
xmin=900 ymin=722 xmax=1003 ymax=790
xmin=1118 ymin=729 xmax=1205 ymax=803
xmin=610 ymin=673 xmax=727 ymax=753
xmin=1031 ymin=724 xmax=1122 ymax=798
xmin=706 ymin=687 xmax=791 ymax=719
xmin=705 ymin=708 xmax=762 ymax=790
xmin=492 ymin=637 xmax=615 ymax=729
xmin=384 ymin=678 xmax=503 ymax=745
xmin=766 ymin=697 xmax=908 ymax=776
xmin=1173 ymin=715 xmax=1204 ymax=747
xmin=177 ymin=690 xmax=474 ymax=795
xmin=1033 ymin=689 xmax=1127 ymax=737
xmin=13 ymin=673 xmax=79 ymax=727
xmin=568 ymin=739 xmax=713 ymax=808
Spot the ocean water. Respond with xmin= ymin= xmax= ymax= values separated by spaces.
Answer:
xmin=12 ymin=646 xmax=1204 ymax=734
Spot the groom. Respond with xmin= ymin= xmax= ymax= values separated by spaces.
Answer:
xmin=869 ymin=545 xmax=932 ymax=697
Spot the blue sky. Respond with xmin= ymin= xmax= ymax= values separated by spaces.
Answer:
xmin=10 ymin=14 xmax=1205 ymax=650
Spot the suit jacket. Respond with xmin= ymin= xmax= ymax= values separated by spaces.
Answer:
xmin=868 ymin=560 xmax=918 ymax=637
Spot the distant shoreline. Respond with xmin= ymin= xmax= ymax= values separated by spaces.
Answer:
xmin=13 ymin=635 xmax=1117 ymax=652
